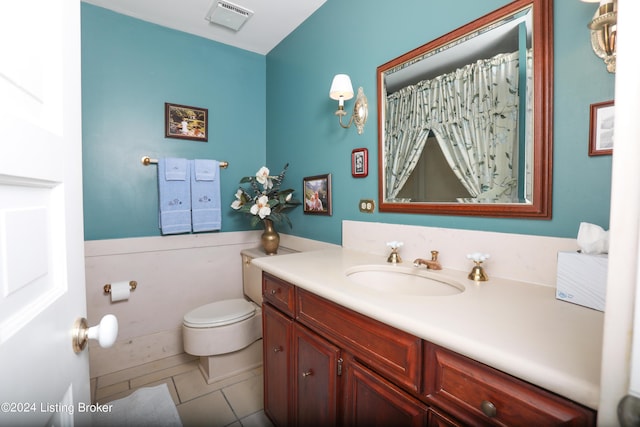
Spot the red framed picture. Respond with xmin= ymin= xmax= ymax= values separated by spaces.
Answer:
xmin=351 ymin=148 xmax=368 ymax=177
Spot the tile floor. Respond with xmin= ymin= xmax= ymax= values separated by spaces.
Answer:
xmin=91 ymin=353 xmax=273 ymax=427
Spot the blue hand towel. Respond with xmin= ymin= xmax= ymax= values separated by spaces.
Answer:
xmin=158 ymin=158 xmax=192 ymax=235
xmin=191 ymin=159 xmax=221 ymax=232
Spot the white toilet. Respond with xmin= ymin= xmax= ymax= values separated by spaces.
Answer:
xmin=182 ymin=252 xmax=263 ymax=384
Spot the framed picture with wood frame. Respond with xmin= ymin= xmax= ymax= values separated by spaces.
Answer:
xmin=589 ymin=100 xmax=614 ymax=156
xmin=165 ymin=102 xmax=208 ymax=141
xmin=351 ymin=148 xmax=368 ymax=177
xmin=303 ymin=174 xmax=332 ymax=216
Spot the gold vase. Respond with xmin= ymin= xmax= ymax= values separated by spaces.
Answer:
xmin=261 ymin=219 xmax=280 ymax=255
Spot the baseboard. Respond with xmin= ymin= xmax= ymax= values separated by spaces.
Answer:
xmin=89 ymin=328 xmax=183 ymax=378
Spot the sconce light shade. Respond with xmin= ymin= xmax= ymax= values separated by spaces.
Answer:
xmin=329 ymin=74 xmax=354 ymax=102
xmin=329 ymin=74 xmax=367 ymax=135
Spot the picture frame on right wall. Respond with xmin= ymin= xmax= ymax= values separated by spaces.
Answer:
xmin=351 ymin=148 xmax=368 ymax=177
xmin=589 ymin=100 xmax=614 ymax=156
xmin=303 ymin=174 xmax=332 ymax=216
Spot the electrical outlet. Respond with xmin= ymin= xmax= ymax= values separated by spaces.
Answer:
xmin=359 ymin=199 xmax=375 ymax=213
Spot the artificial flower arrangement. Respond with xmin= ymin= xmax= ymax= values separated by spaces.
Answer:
xmin=231 ymin=164 xmax=301 ymax=228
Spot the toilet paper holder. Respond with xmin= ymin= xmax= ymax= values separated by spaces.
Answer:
xmin=104 ymin=281 xmax=137 ymax=294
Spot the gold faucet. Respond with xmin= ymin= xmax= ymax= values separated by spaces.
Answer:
xmin=387 ymin=248 xmax=402 ymax=264
xmin=413 ymin=250 xmax=442 ymax=270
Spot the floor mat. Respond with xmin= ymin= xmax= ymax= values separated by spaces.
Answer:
xmin=93 ymin=384 xmax=182 ymax=427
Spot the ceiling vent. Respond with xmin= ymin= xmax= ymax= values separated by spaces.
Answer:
xmin=205 ymin=1 xmax=254 ymax=31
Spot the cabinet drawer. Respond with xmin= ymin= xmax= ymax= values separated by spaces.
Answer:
xmin=423 ymin=343 xmax=596 ymax=426
xmin=263 ymin=272 xmax=296 ymax=317
xmin=297 ymin=288 xmax=422 ymax=392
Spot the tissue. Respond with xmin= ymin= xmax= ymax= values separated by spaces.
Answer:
xmin=577 ymin=222 xmax=609 ymax=254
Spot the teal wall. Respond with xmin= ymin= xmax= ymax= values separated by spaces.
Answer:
xmin=81 ymin=4 xmax=266 ymax=239
xmin=267 ymin=0 xmax=615 ymax=244
xmin=82 ymin=0 xmax=614 ymax=244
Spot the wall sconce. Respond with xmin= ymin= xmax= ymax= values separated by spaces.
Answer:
xmin=581 ymin=0 xmax=617 ymax=73
xmin=329 ymin=74 xmax=368 ymax=134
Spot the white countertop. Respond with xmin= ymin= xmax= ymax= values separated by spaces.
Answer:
xmin=252 ymin=247 xmax=604 ymax=410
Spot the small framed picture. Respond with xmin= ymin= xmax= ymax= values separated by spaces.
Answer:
xmin=165 ymin=103 xmax=208 ymax=141
xmin=303 ymin=174 xmax=332 ymax=216
xmin=351 ymin=148 xmax=368 ymax=177
xmin=589 ymin=100 xmax=614 ymax=156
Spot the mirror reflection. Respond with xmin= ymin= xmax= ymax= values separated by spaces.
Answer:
xmin=377 ymin=0 xmax=552 ymax=217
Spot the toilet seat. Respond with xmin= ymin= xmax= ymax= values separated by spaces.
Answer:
xmin=183 ymin=298 xmax=256 ymax=328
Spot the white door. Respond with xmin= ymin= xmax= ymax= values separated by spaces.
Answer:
xmin=0 ymin=0 xmax=91 ymax=426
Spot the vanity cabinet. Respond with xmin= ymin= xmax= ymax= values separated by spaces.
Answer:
xmin=262 ymin=272 xmax=596 ymax=426
xmin=263 ymin=272 xmax=425 ymax=426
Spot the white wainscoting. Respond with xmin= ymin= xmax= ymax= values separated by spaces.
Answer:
xmin=84 ymin=231 xmax=261 ymax=378
xmin=84 ymin=231 xmax=337 ymax=378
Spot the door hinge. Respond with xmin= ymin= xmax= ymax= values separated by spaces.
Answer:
xmin=337 ymin=357 xmax=343 ymax=376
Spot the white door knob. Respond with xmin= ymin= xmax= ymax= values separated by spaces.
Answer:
xmin=72 ymin=314 xmax=119 ymax=353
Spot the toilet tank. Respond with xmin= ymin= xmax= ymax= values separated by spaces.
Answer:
xmin=241 ymin=247 xmax=296 ymax=304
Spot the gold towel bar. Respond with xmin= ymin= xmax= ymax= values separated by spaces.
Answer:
xmin=104 ymin=281 xmax=138 ymax=294
xmin=141 ymin=156 xmax=228 ymax=168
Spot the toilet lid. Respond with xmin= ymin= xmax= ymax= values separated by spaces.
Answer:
xmin=184 ymin=298 xmax=256 ymax=328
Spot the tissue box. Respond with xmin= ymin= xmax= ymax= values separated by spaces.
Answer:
xmin=556 ymin=251 xmax=608 ymax=311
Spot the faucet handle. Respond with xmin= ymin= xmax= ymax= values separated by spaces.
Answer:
xmin=467 ymin=252 xmax=489 ymax=263
xmin=467 ymin=252 xmax=489 ymax=281
xmin=386 ymin=241 xmax=403 ymax=249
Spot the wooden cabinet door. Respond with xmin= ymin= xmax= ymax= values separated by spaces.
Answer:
xmin=343 ymin=358 xmax=428 ymax=426
xmin=428 ymin=408 xmax=463 ymax=427
xmin=263 ymin=303 xmax=293 ymax=427
xmin=294 ymin=323 xmax=341 ymax=427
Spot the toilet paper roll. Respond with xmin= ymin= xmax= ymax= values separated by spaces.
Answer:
xmin=110 ymin=281 xmax=130 ymax=302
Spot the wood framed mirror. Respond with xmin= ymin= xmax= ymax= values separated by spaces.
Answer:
xmin=377 ymin=0 xmax=552 ymax=218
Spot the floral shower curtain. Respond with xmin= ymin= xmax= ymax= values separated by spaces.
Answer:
xmin=383 ymin=86 xmax=432 ymax=201
xmin=384 ymin=51 xmax=521 ymax=202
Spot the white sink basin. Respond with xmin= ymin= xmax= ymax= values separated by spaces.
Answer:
xmin=345 ymin=265 xmax=464 ymax=296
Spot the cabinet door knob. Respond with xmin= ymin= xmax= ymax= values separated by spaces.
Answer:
xmin=270 ymin=289 xmax=277 ymax=295
xmin=273 ymin=346 xmax=282 ymax=353
xmin=302 ymin=369 xmax=313 ymax=378
xmin=480 ymin=400 xmax=497 ymax=418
